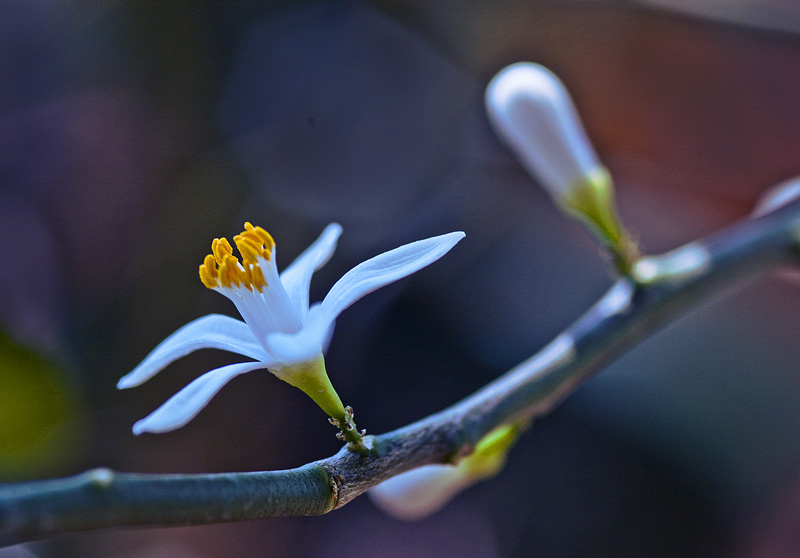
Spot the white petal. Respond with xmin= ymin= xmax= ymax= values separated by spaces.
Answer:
xmin=131 ymin=361 xmax=266 ymax=434
xmin=486 ymin=62 xmax=601 ymax=198
xmin=369 ymin=465 xmax=471 ymax=521
xmin=219 ymin=261 xmax=302 ymax=342
xmin=319 ymin=231 xmax=465 ymax=322
xmin=262 ymin=304 xmax=330 ymax=366
xmin=280 ymin=223 xmax=342 ymax=319
xmin=117 ymin=314 xmax=270 ymax=389
xmin=753 ymin=176 xmax=800 ymax=217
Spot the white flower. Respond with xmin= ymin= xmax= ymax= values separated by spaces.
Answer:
xmin=368 ymin=465 xmax=477 ymax=521
xmin=370 ymin=424 xmax=520 ymax=520
xmin=485 ymin=62 xmax=636 ymax=270
xmin=369 ymin=464 xmax=473 ymax=521
xmin=118 ymin=222 xmax=465 ymax=435
xmin=485 ymin=62 xmax=603 ymax=201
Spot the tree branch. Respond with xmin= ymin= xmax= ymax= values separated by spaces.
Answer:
xmin=2 ymin=199 xmax=799 ymax=546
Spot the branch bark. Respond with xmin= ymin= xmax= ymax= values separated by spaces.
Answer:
xmin=2 ymin=199 xmax=799 ymax=546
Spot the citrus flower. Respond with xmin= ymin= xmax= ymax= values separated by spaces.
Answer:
xmin=369 ymin=423 xmax=520 ymax=520
xmin=485 ymin=63 xmax=604 ymax=205
xmin=118 ymin=222 xmax=464 ymax=441
xmin=485 ymin=62 xmax=636 ymax=270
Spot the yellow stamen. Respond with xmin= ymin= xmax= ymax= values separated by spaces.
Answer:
xmin=233 ymin=235 xmax=262 ymax=265
xmin=212 ymin=238 xmax=233 ymax=265
xmin=200 ymin=223 xmax=275 ymax=291
xmin=245 ymin=222 xmax=275 ymax=251
xmin=250 ymin=264 xmax=266 ymax=288
xmin=199 ymin=254 xmax=218 ymax=289
xmin=218 ymin=255 xmax=239 ymax=289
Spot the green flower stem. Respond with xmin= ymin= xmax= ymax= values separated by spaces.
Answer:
xmin=277 ymin=356 xmax=366 ymax=452
xmin=2 ymin=197 xmax=800 ymax=546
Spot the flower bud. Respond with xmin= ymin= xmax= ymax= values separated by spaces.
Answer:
xmin=368 ymin=464 xmax=471 ymax=521
xmin=486 ymin=62 xmax=602 ymax=202
xmin=369 ymin=424 xmax=520 ymax=520
xmin=486 ymin=63 xmax=635 ymax=269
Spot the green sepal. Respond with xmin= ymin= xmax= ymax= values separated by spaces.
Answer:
xmin=462 ymin=423 xmax=522 ymax=479
xmin=273 ymin=355 xmax=346 ymax=420
xmin=556 ymin=167 xmax=639 ymax=274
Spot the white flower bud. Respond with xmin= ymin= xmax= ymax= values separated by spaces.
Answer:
xmin=485 ymin=62 xmax=603 ymax=201
xmin=369 ymin=464 xmax=471 ymax=521
xmin=369 ymin=424 xmax=520 ymax=521
xmin=486 ymin=62 xmax=638 ymax=271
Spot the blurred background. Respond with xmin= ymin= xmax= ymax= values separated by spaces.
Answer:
xmin=2 ymin=0 xmax=800 ymax=556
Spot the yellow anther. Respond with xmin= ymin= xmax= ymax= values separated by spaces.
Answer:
xmin=212 ymin=237 xmax=234 ymax=265
xmin=242 ymin=265 xmax=254 ymax=291
xmin=200 ymin=223 xmax=274 ymax=291
xmin=251 ymin=225 xmax=275 ymax=253
xmin=243 ymin=222 xmax=274 ymax=248
xmin=237 ymin=230 xmax=258 ymax=244
xmin=243 ymin=264 xmax=267 ymax=292
xmin=233 ymin=234 xmax=263 ymax=265
xmin=217 ymin=254 xmax=239 ymax=288
xmin=239 ymin=223 xmax=274 ymax=257
xmin=250 ymin=264 xmax=266 ymax=291
xmin=240 ymin=232 xmax=269 ymax=258
xmin=199 ymin=254 xmax=219 ymax=289
xmin=202 ymin=254 xmax=218 ymax=277
xmin=216 ymin=260 xmax=230 ymax=288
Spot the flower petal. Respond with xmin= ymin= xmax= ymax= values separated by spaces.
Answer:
xmin=117 ymin=314 xmax=271 ymax=389
xmin=319 ymin=231 xmax=465 ymax=321
xmin=369 ymin=465 xmax=470 ymax=521
xmin=485 ymin=63 xmax=601 ymax=199
xmin=225 ymin=260 xmax=303 ymax=341
xmin=262 ymin=304 xmax=330 ymax=366
xmin=279 ymin=223 xmax=342 ymax=318
xmin=131 ymin=361 xmax=267 ymax=434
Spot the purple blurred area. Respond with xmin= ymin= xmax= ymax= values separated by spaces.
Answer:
xmin=3 ymin=0 xmax=800 ymax=556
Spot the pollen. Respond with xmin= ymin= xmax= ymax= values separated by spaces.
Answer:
xmin=199 ymin=222 xmax=275 ymax=291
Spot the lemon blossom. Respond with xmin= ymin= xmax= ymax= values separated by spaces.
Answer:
xmin=370 ymin=464 xmax=470 ymax=520
xmin=369 ymin=424 xmax=520 ymax=520
xmin=485 ymin=62 xmax=633 ymax=267
xmin=118 ymin=222 xmax=464 ymax=437
xmin=485 ymin=62 xmax=603 ymax=204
